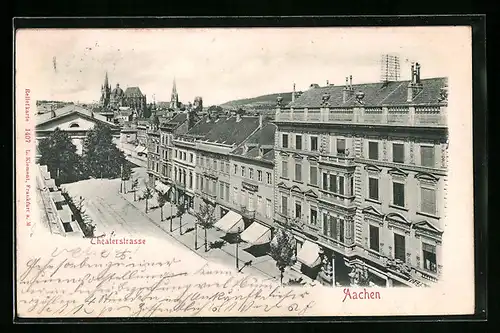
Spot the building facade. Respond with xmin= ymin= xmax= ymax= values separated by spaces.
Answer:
xmin=273 ymin=64 xmax=448 ymax=287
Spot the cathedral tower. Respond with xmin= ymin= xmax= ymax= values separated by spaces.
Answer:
xmin=170 ymin=77 xmax=179 ymax=109
xmin=100 ymin=71 xmax=111 ymax=108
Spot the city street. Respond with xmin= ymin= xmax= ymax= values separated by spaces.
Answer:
xmin=61 ymin=167 xmax=315 ymax=285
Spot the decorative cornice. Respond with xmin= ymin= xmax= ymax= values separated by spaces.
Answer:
xmin=415 ymin=172 xmax=439 ymax=183
xmin=364 ymin=164 xmax=382 ymax=173
xmin=388 ymin=167 xmax=409 ymax=178
xmin=362 ymin=206 xmax=384 ymax=218
xmin=413 ymin=220 xmax=443 ymax=234
xmin=385 ymin=212 xmax=411 ymax=226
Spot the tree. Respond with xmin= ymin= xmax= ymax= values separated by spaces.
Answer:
xmin=157 ymin=191 xmax=167 ymax=222
xmin=81 ymin=123 xmax=125 ymax=179
xmin=131 ymin=179 xmax=139 ymax=201
xmin=269 ymin=228 xmax=297 ymax=285
xmin=121 ymin=162 xmax=132 ymax=193
xmin=139 ymin=187 xmax=154 ymax=213
xmin=176 ymin=201 xmax=187 ymax=235
xmin=38 ymin=127 xmax=82 ymax=184
xmin=194 ymin=202 xmax=216 ymax=252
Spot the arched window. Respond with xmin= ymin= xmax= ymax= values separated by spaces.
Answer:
xmin=69 ymin=123 xmax=80 ymax=128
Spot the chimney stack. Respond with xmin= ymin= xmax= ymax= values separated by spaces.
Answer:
xmin=407 ymin=62 xmax=423 ymax=102
xmin=50 ymin=105 xmax=56 ymax=118
xmin=292 ymin=83 xmax=296 ymax=102
xmin=343 ymin=75 xmax=354 ymax=103
xmin=326 ymin=80 xmax=329 ymax=86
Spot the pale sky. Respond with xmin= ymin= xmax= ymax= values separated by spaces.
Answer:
xmin=16 ymin=27 xmax=469 ymax=106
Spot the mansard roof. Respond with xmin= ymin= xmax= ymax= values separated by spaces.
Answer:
xmin=287 ymin=77 xmax=447 ymax=108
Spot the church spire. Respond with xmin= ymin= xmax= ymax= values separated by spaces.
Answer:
xmin=104 ymin=71 xmax=109 ymax=88
xmin=170 ymin=77 xmax=179 ymax=109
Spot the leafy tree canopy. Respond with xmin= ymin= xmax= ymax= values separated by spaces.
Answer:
xmin=38 ymin=127 xmax=82 ymax=184
xmin=81 ymin=123 xmax=125 ymax=179
xmin=269 ymin=228 xmax=297 ymax=272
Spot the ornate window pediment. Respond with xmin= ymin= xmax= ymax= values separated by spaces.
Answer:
xmin=293 ymin=153 xmax=303 ymax=160
xmin=304 ymin=189 xmax=318 ymax=198
xmin=414 ymin=220 xmax=443 ymax=234
xmin=362 ymin=206 xmax=384 ymax=218
xmin=388 ymin=167 xmax=408 ymax=178
xmin=291 ymin=185 xmax=303 ymax=194
xmin=307 ymin=155 xmax=319 ymax=162
xmin=277 ymin=182 xmax=289 ymax=190
xmin=415 ymin=172 xmax=439 ymax=183
xmin=364 ymin=164 xmax=382 ymax=173
xmin=279 ymin=151 xmax=289 ymax=157
xmin=386 ymin=212 xmax=411 ymax=226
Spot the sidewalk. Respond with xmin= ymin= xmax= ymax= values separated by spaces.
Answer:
xmin=120 ymin=185 xmax=313 ymax=285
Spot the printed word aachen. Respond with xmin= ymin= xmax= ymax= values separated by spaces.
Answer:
xmin=342 ymin=288 xmax=381 ymax=302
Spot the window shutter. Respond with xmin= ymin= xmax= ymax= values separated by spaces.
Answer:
xmin=421 ymin=187 xmax=436 ymax=214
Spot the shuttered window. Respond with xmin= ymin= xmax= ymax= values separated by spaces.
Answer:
xmin=282 ymin=161 xmax=288 ymax=178
xmin=294 ymin=162 xmax=302 ymax=181
xmin=337 ymin=138 xmax=346 ymax=155
xmin=393 ymin=143 xmax=405 ymax=163
xmin=394 ymin=233 xmax=406 ymax=262
xmin=421 ymin=187 xmax=437 ymax=215
xmin=369 ymin=141 xmax=378 ymax=160
xmin=393 ymin=182 xmax=405 ymax=207
xmin=421 ymin=145 xmax=435 ymax=167
xmin=369 ymin=177 xmax=379 ymax=200
xmin=369 ymin=225 xmax=379 ymax=252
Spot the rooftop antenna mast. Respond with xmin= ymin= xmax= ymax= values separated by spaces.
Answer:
xmin=380 ymin=54 xmax=400 ymax=83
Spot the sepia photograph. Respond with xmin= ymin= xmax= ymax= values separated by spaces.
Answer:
xmin=14 ymin=24 xmax=476 ymax=319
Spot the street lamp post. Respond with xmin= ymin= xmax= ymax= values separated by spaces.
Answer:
xmin=236 ymin=227 xmax=241 ymax=270
xmin=169 ymin=189 xmax=173 ymax=232
xmin=194 ymin=220 xmax=198 ymax=250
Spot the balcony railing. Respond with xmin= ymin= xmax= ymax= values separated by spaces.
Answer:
xmin=202 ymin=167 xmax=219 ymax=179
xmin=319 ymin=190 xmax=356 ymax=208
xmin=319 ymin=154 xmax=355 ymax=166
xmin=275 ymin=106 xmax=447 ymax=127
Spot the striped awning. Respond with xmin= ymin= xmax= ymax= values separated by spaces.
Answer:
xmin=240 ymin=222 xmax=272 ymax=245
xmin=58 ymin=205 xmax=73 ymax=223
xmin=50 ymin=191 xmax=65 ymax=203
xmin=155 ymin=181 xmax=171 ymax=195
xmin=135 ymin=145 xmax=147 ymax=153
xmin=214 ymin=210 xmax=244 ymax=234
xmin=297 ymin=240 xmax=321 ymax=267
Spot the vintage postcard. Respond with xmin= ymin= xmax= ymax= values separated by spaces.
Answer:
xmin=15 ymin=25 xmax=475 ymax=319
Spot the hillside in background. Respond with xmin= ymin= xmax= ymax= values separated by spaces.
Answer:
xmin=218 ymin=91 xmax=294 ymax=111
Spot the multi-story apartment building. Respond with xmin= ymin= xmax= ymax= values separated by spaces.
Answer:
xmin=147 ymin=112 xmax=193 ymax=193
xmin=273 ymin=63 xmax=448 ymax=288
xmin=229 ymin=119 xmax=276 ymax=246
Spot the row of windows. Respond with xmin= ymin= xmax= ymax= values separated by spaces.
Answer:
xmin=233 ymin=164 xmax=273 ymax=185
xmin=173 ymin=167 xmax=194 ymax=189
xmin=369 ymin=225 xmax=438 ymax=273
xmin=280 ymin=132 xmax=439 ymax=168
xmin=197 ymin=155 xmax=231 ymax=174
xmin=368 ymin=141 xmax=435 ymax=167
xmin=281 ymin=133 xmax=321 ymax=152
xmin=367 ymin=177 xmax=437 ymax=216
xmin=233 ymin=187 xmax=274 ymax=219
xmin=174 ymin=149 xmax=194 ymax=163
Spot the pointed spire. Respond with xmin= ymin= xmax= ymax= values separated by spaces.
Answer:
xmin=172 ymin=77 xmax=177 ymax=95
xmin=104 ymin=71 xmax=109 ymax=88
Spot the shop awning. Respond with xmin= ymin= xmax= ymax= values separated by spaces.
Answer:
xmin=214 ymin=210 xmax=244 ymax=233
xmin=297 ymin=240 xmax=322 ymax=267
xmin=135 ymin=145 xmax=147 ymax=153
xmin=50 ymin=191 xmax=65 ymax=203
xmin=155 ymin=181 xmax=171 ymax=195
xmin=240 ymin=222 xmax=272 ymax=245
xmin=45 ymin=179 xmax=56 ymax=190
xmin=58 ymin=205 xmax=73 ymax=223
